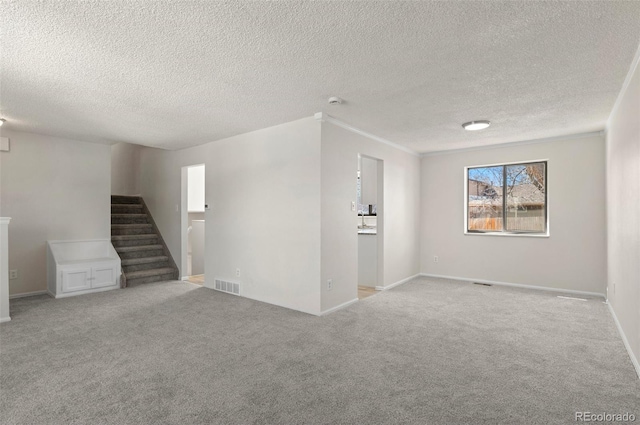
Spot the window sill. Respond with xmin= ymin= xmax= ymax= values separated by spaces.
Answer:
xmin=464 ymin=231 xmax=549 ymax=238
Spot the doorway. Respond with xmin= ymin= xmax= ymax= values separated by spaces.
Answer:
xmin=181 ymin=164 xmax=206 ymax=285
xmin=357 ymin=154 xmax=383 ymax=299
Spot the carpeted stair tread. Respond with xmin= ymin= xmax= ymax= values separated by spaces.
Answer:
xmin=111 ymin=234 xmax=158 ymax=241
xmin=121 ymin=256 xmax=168 ymax=266
xmin=112 ymin=214 xmax=150 ymax=224
xmin=126 ymin=268 xmax=177 ymax=279
xmin=111 ymin=204 xmax=144 ymax=214
xmin=111 ymin=203 xmax=143 ymax=208
xmin=110 ymin=195 xmax=142 ymax=204
xmin=115 ymin=244 xmax=164 ymax=253
xmin=112 ymin=224 xmax=153 ymax=229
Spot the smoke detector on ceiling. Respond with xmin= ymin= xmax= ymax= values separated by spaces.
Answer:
xmin=328 ymin=97 xmax=343 ymax=105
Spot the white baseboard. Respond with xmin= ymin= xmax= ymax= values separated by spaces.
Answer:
xmin=319 ymin=298 xmax=359 ymax=316
xmin=375 ymin=273 xmax=421 ymax=292
xmin=208 ymin=287 xmax=321 ymax=316
xmin=9 ymin=290 xmax=49 ymax=299
xmin=48 ymin=286 xmax=118 ymax=299
xmin=606 ymin=301 xmax=640 ymax=379
xmin=419 ymin=273 xmax=605 ymax=298
xmin=0 ymin=316 xmax=11 ymax=323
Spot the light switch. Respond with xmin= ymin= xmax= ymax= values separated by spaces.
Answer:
xmin=351 ymin=201 xmax=356 ymax=211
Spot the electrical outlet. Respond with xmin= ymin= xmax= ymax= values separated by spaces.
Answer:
xmin=433 ymin=256 xmax=439 ymax=263
xmin=235 ymin=268 xmax=240 ymax=277
xmin=327 ymin=278 xmax=333 ymax=291
xmin=9 ymin=270 xmax=18 ymax=280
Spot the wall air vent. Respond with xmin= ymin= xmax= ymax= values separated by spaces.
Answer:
xmin=214 ymin=278 xmax=240 ymax=295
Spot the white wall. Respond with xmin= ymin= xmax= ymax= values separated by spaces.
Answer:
xmin=139 ymin=117 xmax=322 ymax=315
xmin=606 ymin=49 xmax=640 ymax=375
xmin=320 ymin=121 xmax=421 ymax=313
xmin=0 ymin=130 xmax=111 ymax=295
xmin=421 ymin=133 xmax=607 ymax=295
xmin=360 ymin=156 xmax=378 ymax=205
xmin=110 ymin=142 xmax=141 ymax=196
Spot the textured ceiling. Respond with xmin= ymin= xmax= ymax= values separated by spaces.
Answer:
xmin=1 ymin=1 xmax=639 ymax=153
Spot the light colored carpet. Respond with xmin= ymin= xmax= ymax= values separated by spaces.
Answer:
xmin=1 ymin=277 xmax=638 ymax=424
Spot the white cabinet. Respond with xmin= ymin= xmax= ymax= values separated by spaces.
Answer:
xmin=48 ymin=239 xmax=121 ymax=298
xmin=61 ymin=265 xmax=118 ymax=293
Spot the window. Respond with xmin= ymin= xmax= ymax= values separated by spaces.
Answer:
xmin=466 ymin=161 xmax=547 ymax=235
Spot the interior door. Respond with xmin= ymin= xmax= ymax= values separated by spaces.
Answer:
xmin=62 ymin=268 xmax=92 ymax=292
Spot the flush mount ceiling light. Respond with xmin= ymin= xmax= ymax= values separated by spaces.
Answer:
xmin=0 ymin=119 xmax=5 ymax=127
xmin=328 ymin=96 xmax=343 ymax=105
xmin=462 ymin=120 xmax=490 ymax=131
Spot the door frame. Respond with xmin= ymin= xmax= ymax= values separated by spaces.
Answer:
xmin=358 ymin=153 xmax=384 ymax=289
xmin=180 ymin=163 xmax=206 ymax=282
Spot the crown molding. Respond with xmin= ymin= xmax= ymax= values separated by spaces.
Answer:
xmin=420 ymin=130 xmax=604 ymax=157
xmin=314 ymin=112 xmax=420 ymax=157
xmin=607 ymin=39 xmax=640 ymax=130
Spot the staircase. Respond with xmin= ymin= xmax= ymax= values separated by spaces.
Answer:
xmin=111 ymin=195 xmax=179 ymax=287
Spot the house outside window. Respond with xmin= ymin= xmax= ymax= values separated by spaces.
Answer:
xmin=465 ymin=160 xmax=548 ymax=236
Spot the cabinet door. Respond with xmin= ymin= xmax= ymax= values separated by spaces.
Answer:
xmin=62 ymin=268 xmax=92 ymax=293
xmin=92 ymin=266 xmax=116 ymax=288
